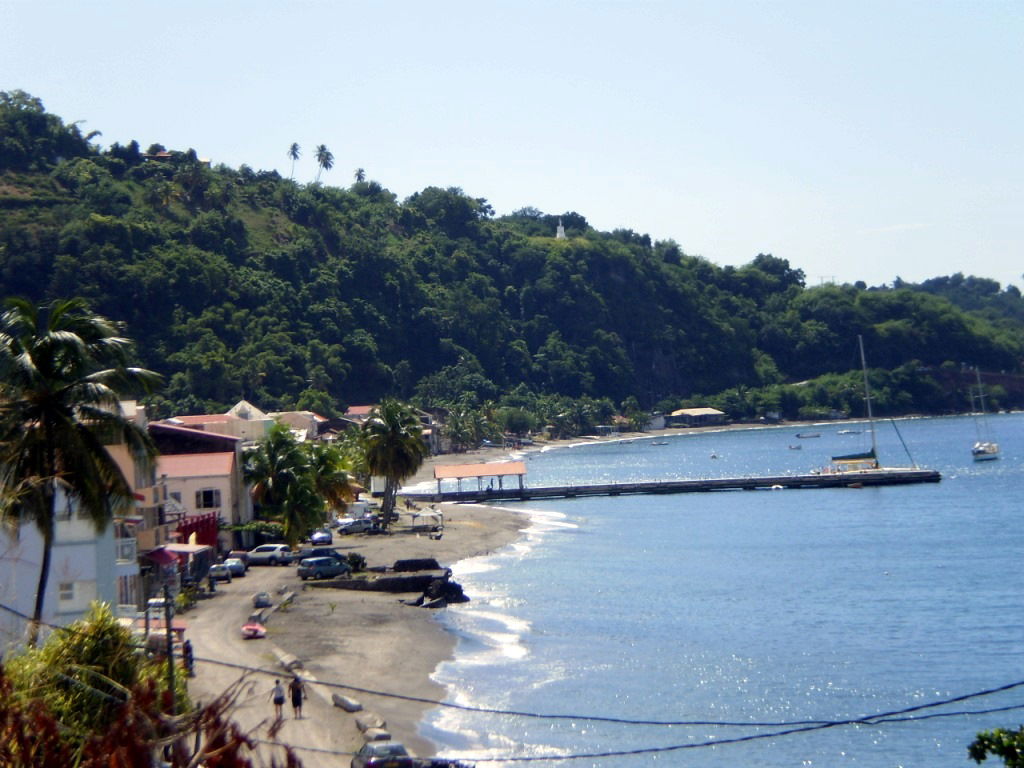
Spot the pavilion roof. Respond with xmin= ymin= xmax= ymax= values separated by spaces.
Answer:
xmin=433 ymin=460 xmax=527 ymax=480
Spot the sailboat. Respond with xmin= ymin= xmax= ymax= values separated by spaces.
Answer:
xmin=830 ymin=335 xmax=881 ymax=472
xmin=970 ymin=367 xmax=999 ymax=462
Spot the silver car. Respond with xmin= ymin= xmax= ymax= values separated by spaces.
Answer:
xmin=208 ymin=563 xmax=233 ymax=582
xmin=246 ymin=544 xmax=294 ymax=566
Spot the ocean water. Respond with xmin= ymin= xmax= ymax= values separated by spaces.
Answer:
xmin=421 ymin=413 xmax=1024 ymax=767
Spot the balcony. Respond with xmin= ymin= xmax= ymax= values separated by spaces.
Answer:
xmin=115 ymin=537 xmax=137 ymax=563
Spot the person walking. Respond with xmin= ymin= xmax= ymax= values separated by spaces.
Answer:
xmin=270 ymin=679 xmax=285 ymax=719
xmin=181 ymin=639 xmax=195 ymax=677
xmin=288 ymin=675 xmax=306 ymax=719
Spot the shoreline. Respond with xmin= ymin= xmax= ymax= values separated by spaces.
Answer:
xmin=189 ymin=419 xmax=861 ymax=765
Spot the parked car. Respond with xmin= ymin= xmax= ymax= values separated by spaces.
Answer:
xmin=223 ymin=557 xmax=247 ymax=577
xmin=309 ymin=529 xmax=332 ymax=545
xmin=350 ymin=741 xmax=413 ymax=768
xmin=337 ymin=517 xmax=374 ymax=534
xmin=297 ymin=556 xmax=351 ymax=581
xmin=294 ymin=546 xmax=345 ymax=562
xmin=246 ymin=544 xmax=294 ymax=566
xmin=208 ymin=563 xmax=233 ymax=582
xmin=227 ymin=550 xmax=250 ymax=569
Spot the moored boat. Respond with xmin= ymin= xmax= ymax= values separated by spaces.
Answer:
xmin=970 ymin=367 xmax=999 ymax=462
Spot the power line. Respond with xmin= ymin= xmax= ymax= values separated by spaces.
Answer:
xmin=3 ymin=601 xmax=1022 ymax=763
xmin=4 ymin=600 xmax=1024 ymax=728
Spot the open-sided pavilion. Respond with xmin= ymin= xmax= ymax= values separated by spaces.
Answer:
xmin=432 ymin=460 xmax=527 ymax=494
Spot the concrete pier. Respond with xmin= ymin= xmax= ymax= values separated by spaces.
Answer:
xmin=403 ymin=467 xmax=941 ymax=504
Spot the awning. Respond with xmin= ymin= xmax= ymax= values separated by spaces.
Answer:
xmin=143 ymin=547 xmax=179 ymax=566
xmin=433 ymin=461 xmax=527 ymax=480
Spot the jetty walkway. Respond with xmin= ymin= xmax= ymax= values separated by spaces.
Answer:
xmin=403 ymin=467 xmax=941 ymax=504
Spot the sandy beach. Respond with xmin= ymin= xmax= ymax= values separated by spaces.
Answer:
xmin=186 ymin=422 xmax=786 ymax=766
xmin=186 ymin=453 xmax=531 ymax=766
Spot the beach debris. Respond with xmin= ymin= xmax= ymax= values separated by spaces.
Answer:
xmin=355 ymin=711 xmax=387 ymax=733
xmin=332 ymin=693 xmax=363 ymax=712
xmin=275 ymin=648 xmax=303 ymax=671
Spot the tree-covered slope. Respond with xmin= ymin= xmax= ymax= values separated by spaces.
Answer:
xmin=2 ymin=91 xmax=1023 ymax=419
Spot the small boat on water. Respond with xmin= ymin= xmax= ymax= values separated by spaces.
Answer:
xmin=788 ymin=444 xmax=803 ymax=450
xmin=796 ymin=432 xmax=821 ymax=439
xmin=650 ymin=440 xmax=669 ymax=446
xmin=837 ymin=429 xmax=862 ymax=435
xmin=970 ymin=367 xmax=999 ymax=462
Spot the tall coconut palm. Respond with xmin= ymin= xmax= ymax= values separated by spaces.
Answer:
xmin=314 ymin=144 xmax=334 ymax=183
xmin=354 ymin=167 xmax=365 ymax=183
xmin=287 ymin=142 xmax=301 ymax=179
xmin=361 ymin=399 xmax=427 ymax=526
xmin=0 ymin=297 xmax=160 ymax=645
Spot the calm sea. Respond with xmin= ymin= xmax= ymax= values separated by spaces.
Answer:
xmin=419 ymin=413 xmax=1024 ymax=767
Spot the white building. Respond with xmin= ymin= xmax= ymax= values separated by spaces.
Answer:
xmin=0 ymin=401 xmax=158 ymax=651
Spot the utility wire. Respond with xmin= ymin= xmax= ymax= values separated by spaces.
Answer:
xmin=3 ymin=600 xmax=1023 ymax=732
xmin=4 ymin=601 xmax=1024 ymax=765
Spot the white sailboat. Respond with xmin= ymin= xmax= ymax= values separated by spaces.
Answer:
xmin=971 ymin=367 xmax=999 ymax=462
xmin=830 ymin=335 xmax=881 ymax=472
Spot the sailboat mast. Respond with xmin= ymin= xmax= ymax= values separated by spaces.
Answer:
xmin=858 ymin=334 xmax=877 ymax=458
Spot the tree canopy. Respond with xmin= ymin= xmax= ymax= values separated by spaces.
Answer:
xmin=2 ymin=91 xmax=1023 ymax=426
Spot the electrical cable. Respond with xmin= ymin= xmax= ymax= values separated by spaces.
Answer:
xmin=3 ymin=600 xmax=1023 ymax=730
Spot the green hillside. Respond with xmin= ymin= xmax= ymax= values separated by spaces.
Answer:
xmin=2 ymin=90 xmax=1023 ymax=424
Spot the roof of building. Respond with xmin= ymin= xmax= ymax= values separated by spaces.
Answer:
xmin=433 ymin=460 xmax=527 ymax=480
xmin=168 ymin=414 xmax=233 ymax=425
xmin=157 ymin=452 xmax=236 ymax=479
xmin=149 ymin=422 xmax=240 ymax=454
xmin=671 ymin=407 xmax=725 ymax=417
xmin=345 ymin=405 xmax=376 ymax=417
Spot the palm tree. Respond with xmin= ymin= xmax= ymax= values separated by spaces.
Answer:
xmin=243 ymin=423 xmax=319 ymax=547
xmin=361 ymin=399 xmax=428 ymax=526
xmin=354 ymin=167 xmax=365 ymax=183
xmin=306 ymin=441 xmax=357 ymax=520
xmin=0 ymin=298 xmax=159 ymax=645
xmin=314 ymin=144 xmax=334 ymax=183
xmin=287 ymin=142 xmax=301 ymax=179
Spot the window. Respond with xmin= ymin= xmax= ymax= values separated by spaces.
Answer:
xmin=58 ymin=582 xmax=75 ymax=602
xmin=117 ymin=574 xmax=138 ymax=608
xmin=195 ymin=488 xmax=221 ymax=509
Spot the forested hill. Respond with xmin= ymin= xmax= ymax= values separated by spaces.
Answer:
xmin=2 ymin=90 xmax=1023 ymax=423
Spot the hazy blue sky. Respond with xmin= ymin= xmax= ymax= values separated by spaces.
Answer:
xmin=3 ymin=1 xmax=1021 ymax=289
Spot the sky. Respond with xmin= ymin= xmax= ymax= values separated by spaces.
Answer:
xmin=3 ymin=0 xmax=1022 ymax=290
